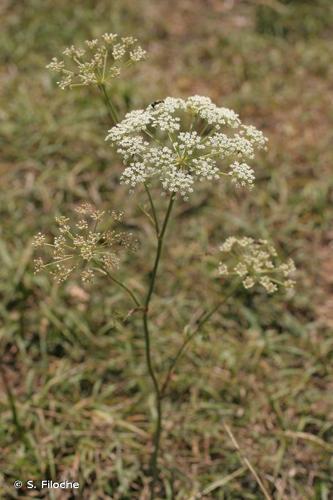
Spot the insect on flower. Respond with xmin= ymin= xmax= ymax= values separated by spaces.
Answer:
xmin=149 ymin=100 xmax=165 ymax=108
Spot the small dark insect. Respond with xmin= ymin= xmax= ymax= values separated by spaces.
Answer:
xmin=150 ymin=100 xmax=164 ymax=108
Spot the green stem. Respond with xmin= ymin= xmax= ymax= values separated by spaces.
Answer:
xmin=98 ymin=83 xmax=119 ymax=125
xmin=108 ymin=273 xmax=140 ymax=308
xmin=144 ymin=183 xmax=160 ymax=236
xmin=161 ymin=282 xmax=240 ymax=396
xmin=96 ymin=268 xmax=140 ymax=307
xmin=142 ymin=193 xmax=176 ymax=498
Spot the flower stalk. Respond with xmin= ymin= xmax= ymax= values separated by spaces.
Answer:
xmin=98 ymin=83 xmax=119 ymax=126
xmin=96 ymin=268 xmax=140 ymax=307
xmin=142 ymin=192 xmax=175 ymax=498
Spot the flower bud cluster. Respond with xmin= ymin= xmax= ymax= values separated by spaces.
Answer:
xmin=46 ymin=33 xmax=146 ymax=89
xmin=33 ymin=204 xmax=137 ymax=284
xmin=106 ymin=96 xmax=267 ymax=198
xmin=218 ymin=237 xmax=296 ymax=293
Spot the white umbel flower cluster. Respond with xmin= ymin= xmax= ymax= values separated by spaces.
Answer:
xmin=106 ymin=96 xmax=267 ymax=198
xmin=218 ymin=237 xmax=296 ymax=293
xmin=46 ymin=33 xmax=146 ymax=89
xmin=33 ymin=204 xmax=137 ymax=284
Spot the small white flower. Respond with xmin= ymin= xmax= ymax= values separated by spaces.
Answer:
xmin=260 ymin=276 xmax=278 ymax=294
xmin=285 ymin=279 xmax=296 ymax=289
xmin=239 ymin=237 xmax=254 ymax=247
xmin=279 ymin=258 xmax=296 ymax=277
xmin=32 ymin=232 xmax=46 ymax=247
xmin=218 ymin=263 xmax=229 ymax=276
xmin=219 ymin=237 xmax=237 ymax=252
xmin=130 ymin=46 xmax=147 ymax=61
xmin=234 ymin=263 xmax=248 ymax=277
xmin=243 ymin=277 xmax=255 ymax=289
xmin=229 ymin=161 xmax=255 ymax=189
xmin=242 ymin=125 xmax=268 ymax=150
xmin=46 ymin=57 xmax=65 ymax=72
xmin=85 ymin=39 xmax=99 ymax=49
xmin=112 ymin=43 xmax=126 ymax=60
xmin=102 ymin=33 xmax=118 ymax=43
xmin=82 ymin=269 xmax=94 ymax=283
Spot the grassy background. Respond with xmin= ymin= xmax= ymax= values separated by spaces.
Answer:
xmin=1 ymin=0 xmax=333 ymax=498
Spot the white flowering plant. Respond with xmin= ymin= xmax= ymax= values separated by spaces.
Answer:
xmin=29 ymin=32 xmax=296 ymax=499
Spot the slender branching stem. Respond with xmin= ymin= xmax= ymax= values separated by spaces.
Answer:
xmin=144 ymin=183 xmax=160 ymax=236
xmin=137 ymin=204 xmax=156 ymax=230
xmin=107 ymin=273 xmax=141 ymax=308
xmin=95 ymin=268 xmax=140 ymax=307
xmin=98 ymin=83 xmax=119 ymax=125
xmin=142 ymin=192 xmax=176 ymax=498
xmin=96 ymin=86 xmax=174 ymax=495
